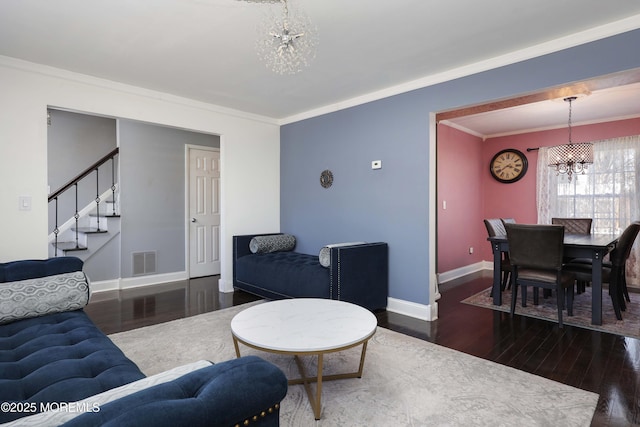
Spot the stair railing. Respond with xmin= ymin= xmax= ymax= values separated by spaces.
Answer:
xmin=49 ymin=147 xmax=119 ymax=256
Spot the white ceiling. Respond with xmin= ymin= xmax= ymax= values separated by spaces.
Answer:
xmin=443 ymin=81 xmax=640 ymax=138
xmin=1 ymin=0 xmax=640 ymax=131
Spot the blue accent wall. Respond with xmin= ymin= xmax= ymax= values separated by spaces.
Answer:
xmin=281 ymin=29 xmax=640 ymax=306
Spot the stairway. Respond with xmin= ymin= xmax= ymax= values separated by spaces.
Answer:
xmin=49 ymin=197 xmax=121 ymax=262
xmin=48 ymin=147 xmax=121 ymax=263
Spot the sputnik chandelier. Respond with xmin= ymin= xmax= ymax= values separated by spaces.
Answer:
xmin=239 ymin=0 xmax=318 ymax=75
xmin=547 ymin=96 xmax=594 ymax=181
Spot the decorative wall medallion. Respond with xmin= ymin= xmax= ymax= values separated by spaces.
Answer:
xmin=320 ymin=169 xmax=333 ymax=188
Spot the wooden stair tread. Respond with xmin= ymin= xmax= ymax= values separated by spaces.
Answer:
xmin=54 ymin=242 xmax=88 ymax=252
xmin=72 ymin=227 xmax=108 ymax=234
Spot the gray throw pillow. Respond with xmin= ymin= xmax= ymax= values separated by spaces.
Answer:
xmin=249 ymin=234 xmax=296 ymax=254
xmin=0 ymin=271 xmax=90 ymax=324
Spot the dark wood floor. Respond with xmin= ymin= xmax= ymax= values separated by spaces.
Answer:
xmin=85 ymin=273 xmax=640 ymax=426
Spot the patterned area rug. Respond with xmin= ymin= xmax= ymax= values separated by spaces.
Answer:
xmin=462 ymin=286 xmax=640 ymax=339
xmin=109 ymin=302 xmax=598 ymax=426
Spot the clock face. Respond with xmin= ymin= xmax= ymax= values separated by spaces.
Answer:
xmin=490 ymin=149 xmax=528 ymax=183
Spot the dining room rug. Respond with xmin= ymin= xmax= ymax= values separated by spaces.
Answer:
xmin=109 ymin=301 xmax=598 ymax=426
xmin=462 ymin=285 xmax=640 ymax=340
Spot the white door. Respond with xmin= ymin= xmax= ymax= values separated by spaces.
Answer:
xmin=188 ymin=147 xmax=221 ymax=278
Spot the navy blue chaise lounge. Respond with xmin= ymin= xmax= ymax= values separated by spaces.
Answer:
xmin=233 ymin=233 xmax=388 ymax=311
xmin=0 ymin=257 xmax=287 ymax=427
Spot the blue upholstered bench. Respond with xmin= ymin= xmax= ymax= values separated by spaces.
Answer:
xmin=233 ymin=233 xmax=388 ymax=311
xmin=0 ymin=257 xmax=287 ymax=426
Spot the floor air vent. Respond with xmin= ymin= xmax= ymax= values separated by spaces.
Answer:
xmin=132 ymin=251 xmax=157 ymax=276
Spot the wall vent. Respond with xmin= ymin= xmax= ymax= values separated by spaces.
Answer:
xmin=132 ymin=251 xmax=157 ymax=276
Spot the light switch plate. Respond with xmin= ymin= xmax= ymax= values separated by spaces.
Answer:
xmin=19 ymin=196 xmax=32 ymax=211
xmin=371 ymin=160 xmax=382 ymax=170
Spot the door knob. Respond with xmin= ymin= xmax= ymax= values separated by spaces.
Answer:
xmin=191 ymin=218 xmax=197 ymax=223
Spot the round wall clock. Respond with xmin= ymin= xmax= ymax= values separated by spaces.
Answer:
xmin=489 ymin=149 xmax=528 ymax=183
xmin=320 ymin=169 xmax=333 ymax=188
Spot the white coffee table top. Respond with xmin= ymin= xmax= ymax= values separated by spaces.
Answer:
xmin=231 ymin=298 xmax=377 ymax=353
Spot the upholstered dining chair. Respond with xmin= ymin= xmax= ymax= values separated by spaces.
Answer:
xmin=552 ymin=218 xmax=593 ymax=284
xmin=505 ymin=223 xmax=576 ymax=328
xmin=551 ymin=217 xmax=593 ymax=235
xmin=501 ymin=218 xmax=516 ymax=225
xmin=484 ymin=219 xmax=511 ymax=291
xmin=564 ymin=221 xmax=640 ymax=321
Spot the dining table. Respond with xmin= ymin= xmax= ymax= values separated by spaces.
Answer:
xmin=488 ymin=232 xmax=619 ymax=325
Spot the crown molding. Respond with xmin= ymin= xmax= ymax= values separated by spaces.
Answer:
xmin=441 ymin=113 xmax=640 ymax=140
xmin=280 ymin=14 xmax=640 ymax=125
xmin=2 ymin=12 xmax=639 ymax=128
xmin=0 ymin=55 xmax=279 ymax=126
xmin=438 ymin=120 xmax=485 ymax=139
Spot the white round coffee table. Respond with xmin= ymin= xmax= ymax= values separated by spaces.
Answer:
xmin=231 ymin=298 xmax=377 ymax=420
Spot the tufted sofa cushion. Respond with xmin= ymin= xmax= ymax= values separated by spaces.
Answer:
xmin=5 ymin=360 xmax=213 ymax=426
xmin=64 ymin=355 xmax=288 ymax=427
xmin=0 ymin=310 xmax=145 ymax=423
xmin=235 ymin=251 xmax=329 ymax=298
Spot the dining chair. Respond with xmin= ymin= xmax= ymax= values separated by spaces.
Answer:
xmin=501 ymin=218 xmax=516 ymax=226
xmin=484 ymin=219 xmax=511 ymax=291
xmin=551 ymin=217 xmax=592 ymax=235
xmin=505 ymin=223 xmax=576 ymax=328
xmin=552 ymin=218 xmax=593 ymax=289
xmin=564 ymin=221 xmax=640 ymax=320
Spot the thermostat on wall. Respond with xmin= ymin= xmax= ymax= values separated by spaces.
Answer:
xmin=371 ymin=160 xmax=382 ymax=170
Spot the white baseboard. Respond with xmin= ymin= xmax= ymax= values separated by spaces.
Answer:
xmin=89 ymin=279 xmax=120 ymax=293
xmin=388 ymin=260 xmax=492 ymax=322
xmin=90 ymin=271 xmax=188 ymax=295
xmin=437 ymin=261 xmax=490 ymax=284
xmin=121 ymin=271 xmax=188 ymax=290
xmin=387 ymin=297 xmax=437 ymax=321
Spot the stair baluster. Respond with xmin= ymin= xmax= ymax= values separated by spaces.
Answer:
xmin=74 ymin=183 xmax=80 ymax=249
xmin=95 ymin=167 xmax=101 ymax=232
xmin=111 ymin=156 xmax=117 ymax=216
xmin=53 ymin=197 xmax=59 ymax=257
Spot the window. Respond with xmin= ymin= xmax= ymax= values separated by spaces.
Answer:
xmin=537 ymin=135 xmax=640 ymax=285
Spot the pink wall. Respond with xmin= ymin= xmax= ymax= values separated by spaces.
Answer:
xmin=437 ymin=117 xmax=640 ymax=274
xmin=437 ymin=124 xmax=486 ymax=272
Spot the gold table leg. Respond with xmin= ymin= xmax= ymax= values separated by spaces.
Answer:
xmin=294 ymin=353 xmax=323 ymax=420
xmin=288 ymin=341 xmax=370 ymax=420
xmin=232 ymin=332 xmax=373 ymax=420
xmin=232 ymin=336 xmax=241 ymax=358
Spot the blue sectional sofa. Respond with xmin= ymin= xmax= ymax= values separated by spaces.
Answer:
xmin=0 ymin=257 xmax=287 ymax=426
xmin=233 ymin=233 xmax=388 ymax=311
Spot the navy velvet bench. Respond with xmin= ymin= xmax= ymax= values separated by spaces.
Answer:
xmin=233 ymin=233 xmax=388 ymax=311
xmin=0 ymin=257 xmax=287 ymax=427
